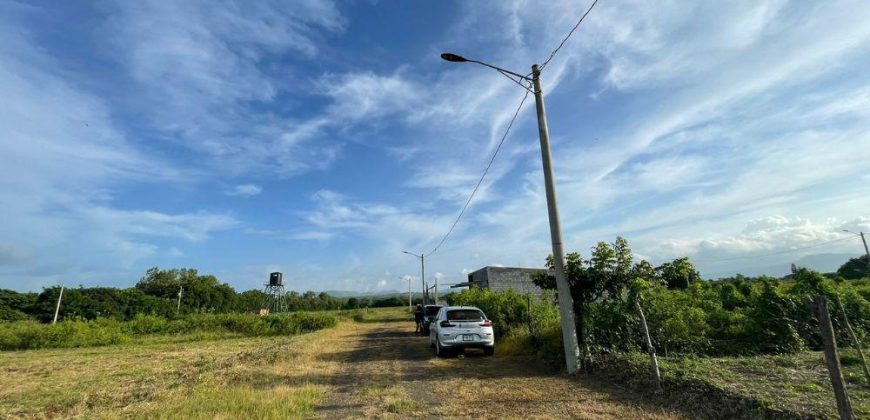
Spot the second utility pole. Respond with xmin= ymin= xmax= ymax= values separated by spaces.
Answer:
xmin=531 ymin=64 xmax=581 ymax=374
xmin=860 ymin=232 xmax=870 ymax=260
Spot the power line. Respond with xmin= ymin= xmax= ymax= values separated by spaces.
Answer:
xmin=539 ymin=0 xmax=600 ymax=72
xmin=424 ymin=2 xmax=599 ymax=258
xmin=426 ymin=88 xmax=532 ymax=257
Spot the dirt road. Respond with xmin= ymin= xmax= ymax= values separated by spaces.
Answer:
xmin=313 ymin=311 xmax=685 ymax=419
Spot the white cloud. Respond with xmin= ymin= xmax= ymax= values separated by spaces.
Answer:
xmin=226 ymin=184 xmax=262 ymax=197
xmin=0 ymin=6 xmax=237 ymax=288
xmin=659 ymin=216 xmax=846 ymax=258
xmin=317 ymin=72 xmax=422 ymax=122
xmin=320 ymin=0 xmax=870 ymax=285
xmin=103 ymin=0 xmax=347 ymax=177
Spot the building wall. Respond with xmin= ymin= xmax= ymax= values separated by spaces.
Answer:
xmin=468 ymin=266 xmax=546 ymax=297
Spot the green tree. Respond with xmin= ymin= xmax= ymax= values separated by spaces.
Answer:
xmin=136 ymin=268 xmax=236 ymax=313
xmin=532 ymin=237 xmax=638 ymax=367
xmin=0 ymin=289 xmax=37 ymax=320
xmin=136 ymin=267 xmax=197 ymax=298
xmin=236 ymin=290 xmax=268 ymax=312
xmin=837 ymin=255 xmax=870 ymax=280
xmin=655 ymin=257 xmax=700 ymax=289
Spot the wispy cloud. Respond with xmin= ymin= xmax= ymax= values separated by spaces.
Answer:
xmin=4 ymin=0 xmax=870 ymax=291
xmin=226 ymin=184 xmax=262 ymax=197
xmin=103 ymin=0 xmax=347 ymax=177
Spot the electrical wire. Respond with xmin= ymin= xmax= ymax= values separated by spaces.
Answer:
xmin=423 ymin=1 xmax=600 ymax=257
xmin=426 ymin=87 xmax=532 ymax=257
xmin=538 ymin=0 xmax=600 ymax=72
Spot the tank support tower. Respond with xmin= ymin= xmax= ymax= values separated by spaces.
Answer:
xmin=264 ymin=272 xmax=288 ymax=313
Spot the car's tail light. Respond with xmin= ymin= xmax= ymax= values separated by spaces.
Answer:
xmin=440 ymin=320 xmax=454 ymax=328
xmin=480 ymin=320 xmax=492 ymax=327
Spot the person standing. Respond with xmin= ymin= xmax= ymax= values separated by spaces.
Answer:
xmin=414 ymin=304 xmax=424 ymax=333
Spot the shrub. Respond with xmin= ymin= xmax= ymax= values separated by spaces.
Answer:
xmin=443 ymin=271 xmax=870 ymax=361
xmin=123 ymin=314 xmax=169 ymax=335
xmin=0 ymin=320 xmax=128 ymax=351
xmin=0 ymin=311 xmax=339 ymax=351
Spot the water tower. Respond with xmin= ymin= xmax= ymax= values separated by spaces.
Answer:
xmin=263 ymin=272 xmax=288 ymax=313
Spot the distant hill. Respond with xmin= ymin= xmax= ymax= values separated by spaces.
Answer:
xmin=705 ymin=253 xmax=860 ymax=279
xmin=793 ymin=253 xmax=859 ymax=273
xmin=322 ymin=290 xmax=417 ymax=298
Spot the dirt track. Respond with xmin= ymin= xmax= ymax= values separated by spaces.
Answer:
xmin=313 ymin=312 xmax=686 ymax=419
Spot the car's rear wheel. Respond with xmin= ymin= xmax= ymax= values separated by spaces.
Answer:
xmin=435 ymin=339 xmax=446 ymax=357
xmin=484 ymin=346 xmax=494 ymax=356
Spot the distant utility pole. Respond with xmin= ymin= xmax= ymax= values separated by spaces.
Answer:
xmin=425 ymin=283 xmax=437 ymax=305
xmin=440 ymin=53 xmax=581 ymax=374
xmin=403 ymin=251 xmax=426 ymax=305
xmin=842 ymin=230 xmax=870 ymax=260
xmin=52 ymin=285 xmax=64 ymax=324
xmin=176 ymin=286 xmax=183 ymax=314
xmin=402 ymin=277 xmax=412 ymax=312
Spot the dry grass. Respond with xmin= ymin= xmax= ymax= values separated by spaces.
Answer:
xmin=0 ymin=318 xmax=355 ymax=419
xmin=0 ymin=307 xmax=686 ymax=419
xmin=314 ymin=307 xmax=683 ymax=419
xmin=423 ymin=352 xmax=683 ymax=419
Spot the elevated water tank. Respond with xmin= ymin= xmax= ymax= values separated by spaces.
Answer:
xmin=269 ymin=272 xmax=283 ymax=286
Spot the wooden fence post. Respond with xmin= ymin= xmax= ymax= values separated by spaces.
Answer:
xmin=815 ymin=295 xmax=854 ymax=420
xmin=835 ymin=297 xmax=870 ymax=385
xmin=635 ymin=299 xmax=662 ymax=392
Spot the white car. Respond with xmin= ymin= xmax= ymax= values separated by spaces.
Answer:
xmin=429 ymin=306 xmax=495 ymax=357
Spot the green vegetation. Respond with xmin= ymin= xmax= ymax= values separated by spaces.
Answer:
xmin=0 ymin=267 xmax=411 ymax=323
xmin=0 ymin=311 xmax=338 ymax=351
xmin=593 ymin=351 xmax=870 ymax=419
xmin=0 ymin=307 xmax=408 ymax=419
xmin=446 ymin=238 xmax=870 ymax=418
xmin=0 ymin=320 xmax=348 ymax=418
xmin=838 ymin=255 xmax=870 ymax=279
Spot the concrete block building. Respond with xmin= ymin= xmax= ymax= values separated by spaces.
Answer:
xmin=466 ymin=266 xmax=546 ymax=297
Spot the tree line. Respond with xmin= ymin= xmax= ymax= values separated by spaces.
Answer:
xmin=0 ymin=267 xmax=411 ymax=322
xmin=527 ymin=237 xmax=870 ymax=366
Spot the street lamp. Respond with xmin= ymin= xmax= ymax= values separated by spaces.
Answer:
xmin=403 ymin=251 xmax=426 ymax=305
xmin=842 ymin=230 xmax=870 ymax=259
xmin=440 ymin=52 xmax=581 ymax=373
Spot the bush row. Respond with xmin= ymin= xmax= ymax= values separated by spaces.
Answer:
xmin=445 ymin=272 xmax=870 ymax=360
xmin=0 ymin=312 xmax=338 ymax=351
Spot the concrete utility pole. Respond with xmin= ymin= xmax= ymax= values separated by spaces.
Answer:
xmin=402 ymin=276 xmax=412 ymax=312
xmin=422 ymin=254 xmax=426 ymax=305
xmin=861 ymin=232 xmax=870 ymax=259
xmin=52 ymin=285 xmax=64 ymax=324
xmin=439 ymin=52 xmax=582 ymax=373
xmin=843 ymin=230 xmax=870 ymax=260
xmin=531 ymin=64 xmax=581 ymax=374
xmin=176 ymin=286 xmax=183 ymax=314
xmin=403 ymin=251 xmax=426 ymax=305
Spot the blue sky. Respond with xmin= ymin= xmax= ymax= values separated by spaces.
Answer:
xmin=2 ymin=0 xmax=869 ymax=293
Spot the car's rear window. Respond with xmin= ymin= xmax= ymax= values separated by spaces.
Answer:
xmin=446 ymin=309 xmax=484 ymax=321
xmin=424 ymin=306 xmax=442 ymax=316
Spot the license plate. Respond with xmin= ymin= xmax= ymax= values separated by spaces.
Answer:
xmin=462 ymin=334 xmax=473 ymax=341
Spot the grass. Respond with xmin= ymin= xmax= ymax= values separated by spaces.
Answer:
xmin=144 ymin=384 xmax=325 ymax=419
xmin=0 ymin=310 xmax=369 ymax=419
xmin=0 ymin=311 xmax=338 ymax=351
xmin=593 ymin=349 xmax=870 ymax=419
xmin=8 ymin=305 xmax=864 ymax=418
xmin=359 ymin=384 xmax=420 ymax=415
